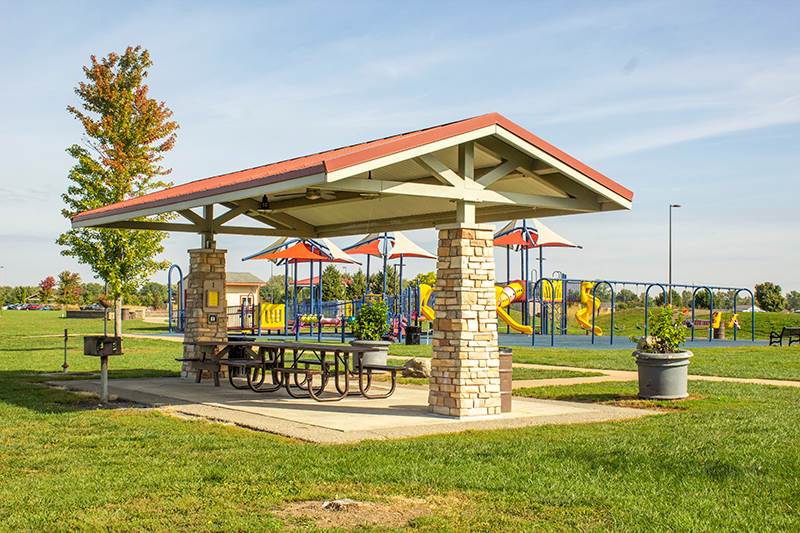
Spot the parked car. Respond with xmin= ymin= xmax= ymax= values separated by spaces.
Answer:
xmin=81 ymin=303 xmax=105 ymax=311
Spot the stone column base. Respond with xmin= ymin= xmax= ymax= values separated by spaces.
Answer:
xmin=429 ymin=223 xmax=502 ymax=417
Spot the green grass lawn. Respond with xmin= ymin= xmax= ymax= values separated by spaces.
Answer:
xmin=1 ymin=311 xmax=799 ymax=530
xmin=390 ymin=343 xmax=800 ymax=381
xmin=386 ymin=358 xmax=602 ymax=385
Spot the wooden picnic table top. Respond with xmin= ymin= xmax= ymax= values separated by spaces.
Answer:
xmin=184 ymin=339 xmax=374 ymax=353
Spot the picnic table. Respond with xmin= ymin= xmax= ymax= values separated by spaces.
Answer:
xmin=178 ymin=339 xmax=402 ymax=401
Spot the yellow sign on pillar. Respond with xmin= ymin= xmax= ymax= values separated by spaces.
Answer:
xmin=202 ymin=280 xmax=224 ymax=312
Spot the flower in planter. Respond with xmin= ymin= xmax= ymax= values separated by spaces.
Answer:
xmin=352 ymin=301 xmax=389 ymax=341
xmin=631 ymin=307 xmax=688 ymax=354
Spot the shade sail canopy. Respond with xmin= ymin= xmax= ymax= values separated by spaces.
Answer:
xmin=344 ymin=232 xmax=436 ymax=260
xmin=530 ymin=218 xmax=578 ymax=248
xmin=70 ymin=113 xmax=634 ymax=239
xmin=243 ymin=238 xmax=359 ymax=264
xmin=388 ymin=232 xmax=437 ymax=259
xmin=494 ymin=219 xmax=579 ymax=249
xmin=343 ymin=233 xmax=390 ymax=257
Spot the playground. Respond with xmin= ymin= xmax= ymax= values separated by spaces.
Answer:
xmin=163 ymin=218 xmax=759 ymax=352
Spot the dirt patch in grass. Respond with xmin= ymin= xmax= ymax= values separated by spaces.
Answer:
xmin=275 ymin=496 xmax=431 ymax=529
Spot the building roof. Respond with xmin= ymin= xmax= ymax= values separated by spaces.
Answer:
xmin=71 ymin=112 xmax=634 ymax=238
xmin=226 ymin=272 xmax=266 ymax=286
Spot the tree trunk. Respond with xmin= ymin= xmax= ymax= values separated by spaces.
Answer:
xmin=114 ymin=297 xmax=122 ymax=336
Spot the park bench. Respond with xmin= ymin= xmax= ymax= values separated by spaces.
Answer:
xmin=769 ymin=327 xmax=800 ymax=346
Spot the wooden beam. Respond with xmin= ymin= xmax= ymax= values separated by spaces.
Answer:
xmin=477 ymin=137 xmax=553 ymax=175
xmin=264 ymin=191 xmax=365 ymax=212
xmin=231 ymin=198 xmax=317 ymax=235
xmin=327 ymin=177 xmax=597 ymax=210
xmin=101 ymin=221 xmax=202 ymax=232
xmin=178 ymin=209 xmax=205 ymax=226
xmin=315 ymin=204 xmax=547 ymax=238
xmin=458 ymin=142 xmax=475 ymax=180
xmin=213 ymin=204 xmax=248 ymax=226
xmin=414 ymin=154 xmax=465 ymax=188
xmin=476 ymin=159 xmax=520 ymax=187
xmin=99 ymin=220 xmax=299 ymax=237
xmin=326 ymin=178 xmax=466 ymax=201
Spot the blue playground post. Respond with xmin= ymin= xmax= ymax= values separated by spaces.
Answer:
xmin=690 ymin=286 xmax=714 ymax=342
xmin=532 ymin=278 xmax=556 ymax=346
xmin=591 ymin=281 xmax=615 ymax=345
xmin=283 ymin=261 xmax=289 ymax=336
xmin=644 ymin=283 xmax=668 ymax=336
xmin=732 ymin=288 xmax=755 ymax=341
xmin=167 ymin=264 xmax=184 ymax=333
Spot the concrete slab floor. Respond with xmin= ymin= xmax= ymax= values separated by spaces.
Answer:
xmin=51 ymin=377 xmax=660 ymax=444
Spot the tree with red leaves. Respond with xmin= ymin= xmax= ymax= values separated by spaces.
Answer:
xmin=38 ymin=276 xmax=56 ymax=303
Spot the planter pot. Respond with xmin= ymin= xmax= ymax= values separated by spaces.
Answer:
xmin=633 ymin=350 xmax=693 ymax=400
xmin=350 ymin=339 xmax=390 ymax=366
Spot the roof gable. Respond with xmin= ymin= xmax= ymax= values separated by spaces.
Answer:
xmin=72 ymin=113 xmax=632 ymax=225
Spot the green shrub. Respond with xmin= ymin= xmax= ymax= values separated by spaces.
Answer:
xmin=631 ymin=307 xmax=687 ymax=353
xmin=352 ymin=301 xmax=389 ymax=340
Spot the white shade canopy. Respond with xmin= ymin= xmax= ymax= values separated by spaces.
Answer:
xmin=387 ymin=232 xmax=437 ymax=260
xmin=530 ymin=218 xmax=579 ymax=248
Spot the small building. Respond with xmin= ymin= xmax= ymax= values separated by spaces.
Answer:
xmin=183 ymin=271 xmax=265 ymax=308
xmin=224 ymin=272 xmax=265 ymax=307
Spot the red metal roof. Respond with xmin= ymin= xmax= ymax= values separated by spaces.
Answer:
xmin=72 ymin=113 xmax=633 ymax=223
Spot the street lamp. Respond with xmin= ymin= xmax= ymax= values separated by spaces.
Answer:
xmin=668 ymin=204 xmax=682 ymax=305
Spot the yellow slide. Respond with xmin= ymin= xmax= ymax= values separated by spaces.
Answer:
xmin=421 ymin=281 xmax=542 ymax=335
xmin=419 ymin=283 xmax=436 ymax=322
xmin=495 ymin=282 xmax=533 ymax=334
xmin=576 ymin=281 xmax=603 ymax=335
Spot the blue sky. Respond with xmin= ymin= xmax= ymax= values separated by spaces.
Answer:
xmin=1 ymin=0 xmax=798 ymax=291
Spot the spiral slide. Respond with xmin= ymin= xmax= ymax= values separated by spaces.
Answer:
xmin=495 ymin=282 xmax=533 ymax=334
xmin=576 ymin=281 xmax=603 ymax=336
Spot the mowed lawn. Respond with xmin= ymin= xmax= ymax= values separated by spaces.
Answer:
xmin=0 ymin=311 xmax=799 ymax=531
xmin=390 ymin=343 xmax=800 ymax=381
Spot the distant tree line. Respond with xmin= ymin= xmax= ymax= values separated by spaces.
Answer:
xmin=1 ymin=271 xmax=173 ymax=309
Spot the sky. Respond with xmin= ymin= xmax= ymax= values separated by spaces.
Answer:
xmin=0 ymin=0 xmax=798 ymax=292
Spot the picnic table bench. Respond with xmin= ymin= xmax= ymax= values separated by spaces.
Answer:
xmin=769 ymin=327 xmax=800 ymax=346
xmin=180 ymin=339 xmax=403 ymax=401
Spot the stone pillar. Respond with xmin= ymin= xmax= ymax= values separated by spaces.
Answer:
xmin=182 ymin=248 xmax=227 ymax=378
xmin=429 ymin=224 xmax=501 ymax=417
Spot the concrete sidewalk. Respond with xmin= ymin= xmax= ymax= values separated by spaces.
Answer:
xmin=511 ymin=362 xmax=800 ymax=389
xmin=52 ymin=377 xmax=658 ymax=444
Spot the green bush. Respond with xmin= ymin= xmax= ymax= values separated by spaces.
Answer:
xmin=352 ymin=301 xmax=389 ymax=340
xmin=631 ymin=307 xmax=687 ymax=353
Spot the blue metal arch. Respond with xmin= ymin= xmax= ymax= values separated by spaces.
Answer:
xmin=591 ymin=281 xmax=615 ymax=345
xmin=167 ymin=264 xmax=184 ymax=333
xmin=532 ymin=278 xmax=557 ymax=347
xmin=691 ymin=286 xmax=714 ymax=342
xmin=733 ymin=288 xmax=756 ymax=342
xmin=644 ymin=283 xmax=668 ymax=336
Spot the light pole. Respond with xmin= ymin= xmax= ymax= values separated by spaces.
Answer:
xmin=668 ymin=204 xmax=681 ymax=305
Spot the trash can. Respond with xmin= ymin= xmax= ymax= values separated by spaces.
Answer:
xmin=405 ymin=326 xmax=421 ymax=345
xmin=499 ymin=347 xmax=513 ymax=413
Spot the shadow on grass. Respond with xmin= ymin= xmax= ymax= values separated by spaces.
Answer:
xmin=0 ymin=369 xmax=179 ymax=415
xmin=2 ymin=346 xmax=69 ymax=352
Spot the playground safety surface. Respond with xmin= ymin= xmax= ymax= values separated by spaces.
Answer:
xmin=52 ymin=378 xmax=658 ymax=443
